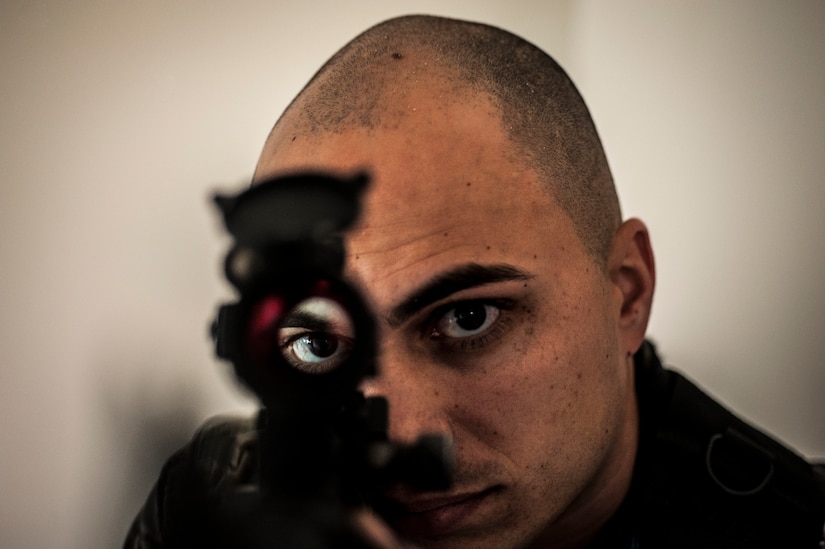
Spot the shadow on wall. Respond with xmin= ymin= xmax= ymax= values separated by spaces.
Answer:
xmin=86 ymin=368 xmax=211 ymax=548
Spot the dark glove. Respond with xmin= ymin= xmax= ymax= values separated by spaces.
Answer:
xmin=124 ymin=414 xmax=260 ymax=549
xmin=124 ymin=413 xmax=384 ymax=549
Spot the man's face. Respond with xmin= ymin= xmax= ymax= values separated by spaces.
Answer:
xmin=255 ymin=85 xmax=638 ymax=548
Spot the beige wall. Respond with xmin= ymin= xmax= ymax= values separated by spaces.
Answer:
xmin=1 ymin=1 xmax=823 ymax=547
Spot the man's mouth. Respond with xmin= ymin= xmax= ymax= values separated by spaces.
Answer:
xmin=378 ymin=486 xmax=501 ymax=538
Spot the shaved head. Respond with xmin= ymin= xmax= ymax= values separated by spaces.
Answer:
xmin=257 ymin=15 xmax=621 ymax=264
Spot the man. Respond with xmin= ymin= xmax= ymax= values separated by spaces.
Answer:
xmin=126 ymin=15 xmax=825 ymax=548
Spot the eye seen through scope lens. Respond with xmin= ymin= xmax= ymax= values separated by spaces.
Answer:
xmin=278 ymin=296 xmax=355 ymax=375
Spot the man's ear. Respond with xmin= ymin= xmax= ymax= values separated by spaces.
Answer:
xmin=607 ymin=218 xmax=656 ymax=355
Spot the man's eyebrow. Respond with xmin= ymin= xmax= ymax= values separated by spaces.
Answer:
xmin=280 ymin=310 xmax=331 ymax=331
xmin=386 ymin=263 xmax=534 ymax=327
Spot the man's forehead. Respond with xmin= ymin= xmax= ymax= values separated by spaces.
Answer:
xmin=254 ymin=128 xmax=544 ymax=231
xmin=251 ymin=70 xmax=580 ymax=279
xmin=253 ymin=85 xmax=556 ymax=235
xmin=253 ymin=70 xmax=500 ymax=176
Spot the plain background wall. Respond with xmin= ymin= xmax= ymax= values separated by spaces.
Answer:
xmin=1 ymin=1 xmax=823 ymax=547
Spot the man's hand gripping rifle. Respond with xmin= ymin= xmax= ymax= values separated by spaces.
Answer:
xmin=208 ymin=173 xmax=452 ymax=547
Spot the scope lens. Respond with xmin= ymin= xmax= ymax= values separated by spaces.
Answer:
xmin=278 ymin=296 xmax=354 ymax=375
xmin=245 ymin=288 xmax=356 ymax=376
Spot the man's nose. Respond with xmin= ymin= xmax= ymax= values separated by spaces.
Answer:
xmin=358 ymin=353 xmax=453 ymax=446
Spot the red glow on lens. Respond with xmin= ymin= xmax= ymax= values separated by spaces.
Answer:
xmin=249 ymin=296 xmax=286 ymax=336
xmin=246 ymin=296 xmax=287 ymax=366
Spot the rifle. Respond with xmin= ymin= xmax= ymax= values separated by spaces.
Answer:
xmin=205 ymin=172 xmax=452 ymax=547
